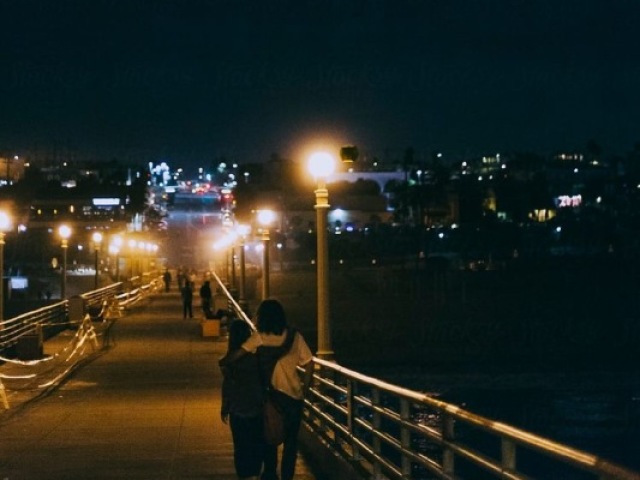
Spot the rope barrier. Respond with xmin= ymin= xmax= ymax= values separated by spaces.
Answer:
xmin=104 ymin=297 xmax=122 ymax=319
xmin=0 ymin=276 xmax=162 ymax=411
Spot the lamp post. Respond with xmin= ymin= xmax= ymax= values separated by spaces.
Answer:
xmin=109 ymin=244 xmax=120 ymax=282
xmin=128 ymin=239 xmax=137 ymax=280
xmin=92 ymin=232 xmax=103 ymax=289
xmin=230 ymin=243 xmax=237 ymax=289
xmin=308 ymin=151 xmax=336 ymax=360
xmin=236 ymin=224 xmax=250 ymax=310
xmin=145 ymin=243 xmax=155 ymax=275
xmin=111 ymin=235 xmax=123 ymax=282
xmin=138 ymin=241 xmax=146 ymax=278
xmin=0 ymin=211 xmax=12 ymax=323
xmin=257 ymin=209 xmax=275 ymax=300
xmin=59 ymin=225 xmax=72 ymax=299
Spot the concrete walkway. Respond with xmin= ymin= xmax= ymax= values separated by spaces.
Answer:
xmin=0 ymin=291 xmax=319 ymax=479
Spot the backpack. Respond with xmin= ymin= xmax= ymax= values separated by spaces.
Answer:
xmin=258 ymin=328 xmax=297 ymax=446
xmin=257 ymin=327 xmax=297 ymax=391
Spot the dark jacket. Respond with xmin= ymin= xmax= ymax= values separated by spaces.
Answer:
xmin=221 ymin=352 xmax=264 ymax=418
xmin=199 ymin=283 xmax=212 ymax=300
xmin=181 ymin=284 xmax=193 ymax=302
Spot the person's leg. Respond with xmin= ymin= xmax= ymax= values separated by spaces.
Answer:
xmin=231 ymin=415 xmax=264 ymax=478
xmin=261 ymin=444 xmax=279 ymax=480
xmin=280 ymin=400 xmax=304 ymax=480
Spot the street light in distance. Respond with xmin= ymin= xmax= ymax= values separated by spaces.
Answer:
xmin=92 ymin=232 xmax=103 ymax=290
xmin=257 ymin=209 xmax=275 ymax=300
xmin=59 ymin=225 xmax=72 ymax=299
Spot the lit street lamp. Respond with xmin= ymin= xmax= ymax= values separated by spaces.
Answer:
xmin=59 ymin=225 xmax=72 ymax=299
xmin=0 ymin=210 xmax=12 ymax=323
xmin=92 ymin=232 xmax=103 ymax=290
xmin=308 ymin=151 xmax=336 ymax=360
xmin=257 ymin=209 xmax=275 ymax=300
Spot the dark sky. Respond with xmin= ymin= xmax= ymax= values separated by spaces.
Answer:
xmin=1 ymin=0 xmax=639 ymax=166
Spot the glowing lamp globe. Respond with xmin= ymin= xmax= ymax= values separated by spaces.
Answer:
xmin=308 ymin=152 xmax=336 ymax=178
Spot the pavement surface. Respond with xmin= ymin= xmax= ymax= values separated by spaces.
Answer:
xmin=0 ymin=291 xmax=319 ymax=480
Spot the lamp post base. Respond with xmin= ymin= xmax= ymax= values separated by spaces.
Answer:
xmin=315 ymin=349 xmax=335 ymax=361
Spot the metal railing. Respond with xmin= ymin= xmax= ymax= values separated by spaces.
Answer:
xmin=211 ymin=272 xmax=640 ymax=480
xmin=81 ymin=283 xmax=123 ymax=310
xmin=0 ymin=283 xmax=123 ymax=350
xmin=0 ymin=302 xmax=69 ymax=350
xmin=0 ymin=277 xmax=162 ymax=351
xmin=306 ymin=359 xmax=640 ymax=480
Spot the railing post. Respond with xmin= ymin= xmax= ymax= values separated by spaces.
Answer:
xmin=347 ymin=379 xmax=362 ymax=461
xmin=372 ymin=388 xmax=382 ymax=479
xmin=502 ymin=438 xmax=517 ymax=473
xmin=442 ymin=414 xmax=455 ymax=476
xmin=400 ymin=398 xmax=412 ymax=477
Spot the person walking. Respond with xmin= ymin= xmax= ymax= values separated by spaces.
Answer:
xmin=181 ymin=281 xmax=193 ymax=319
xmin=220 ymin=319 xmax=265 ymax=480
xmin=199 ymin=280 xmax=213 ymax=318
xmin=163 ymin=269 xmax=172 ymax=292
xmin=220 ymin=299 xmax=313 ymax=480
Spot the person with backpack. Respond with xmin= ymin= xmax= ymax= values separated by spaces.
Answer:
xmin=219 ymin=299 xmax=313 ymax=480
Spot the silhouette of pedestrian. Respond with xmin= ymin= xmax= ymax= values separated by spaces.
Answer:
xmin=163 ymin=269 xmax=172 ymax=292
xmin=181 ymin=281 xmax=193 ymax=319
xmin=200 ymin=280 xmax=213 ymax=318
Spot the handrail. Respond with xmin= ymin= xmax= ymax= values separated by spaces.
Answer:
xmin=0 ymin=277 xmax=161 ymax=351
xmin=0 ymin=302 xmax=68 ymax=349
xmin=80 ymin=283 xmax=123 ymax=308
xmin=306 ymin=358 xmax=640 ymax=480
xmin=210 ymin=272 xmax=640 ymax=480
xmin=210 ymin=271 xmax=256 ymax=331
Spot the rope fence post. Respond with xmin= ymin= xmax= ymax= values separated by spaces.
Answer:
xmin=0 ymin=378 xmax=9 ymax=409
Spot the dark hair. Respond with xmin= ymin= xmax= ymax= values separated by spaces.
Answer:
xmin=227 ymin=319 xmax=252 ymax=351
xmin=256 ymin=299 xmax=287 ymax=335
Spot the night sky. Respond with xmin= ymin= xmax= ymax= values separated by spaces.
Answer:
xmin=1 ymin=0 xmax=639 ymax=166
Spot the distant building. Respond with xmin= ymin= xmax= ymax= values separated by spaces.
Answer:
xmin=0 ymin=156 xmax=26 ymax=184
xmin=28 ymin=196 xmax=129 ymax=229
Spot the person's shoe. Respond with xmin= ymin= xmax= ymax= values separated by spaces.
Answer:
xmin=261 ymin=474 xmax=279 ymax=480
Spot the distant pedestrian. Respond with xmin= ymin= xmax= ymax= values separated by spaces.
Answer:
xmin=181 ymin=281 xmax=193 ymax=319
xmin=220 ymin=319 xmax=265 ymax=480
xmin=199 ymin=280 xmax=212 ymax=318
xmin=177 ymin=268 xmax=186 ymax=289
xmin=163 ymin=269 xmax=172 ymax=292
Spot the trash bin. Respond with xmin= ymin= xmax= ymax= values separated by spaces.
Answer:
xmin=16 ymin=326 xmax=43 ymax=360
